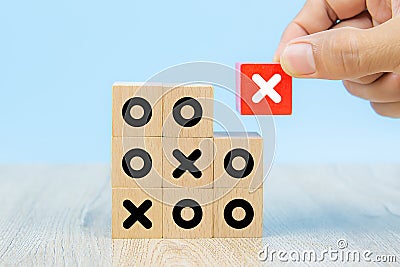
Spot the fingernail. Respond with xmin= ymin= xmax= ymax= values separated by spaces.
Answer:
xmin=281 ymin=43 xmax=316 ymax=76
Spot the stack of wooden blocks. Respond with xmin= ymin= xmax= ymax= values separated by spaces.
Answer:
xmin=112 ymin=82 xmax=263 ymax=239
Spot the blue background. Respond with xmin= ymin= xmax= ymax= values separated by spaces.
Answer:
xmin=1 ymin=0 xmax=400 ymax=164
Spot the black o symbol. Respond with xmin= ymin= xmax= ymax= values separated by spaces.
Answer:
xmin=172 ymin=199 xmax=203 ymax=229
xmin=122 ymin=148 xmax=152 ymax=178
xmin=172 ymin=97 xmax=202 ymax=127
xmin=224 ymin=199 xmax=254 ymax=229
xmin=122 ymin=97 xmax=152 ymax=127
xmin=224 ymin=148 xmax=254 ymax=178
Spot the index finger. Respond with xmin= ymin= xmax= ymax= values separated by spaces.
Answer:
xmin=273 ymin=0 xmax=367 ymax=61
xmin=393 ymin=0 xmax=400 ymax=16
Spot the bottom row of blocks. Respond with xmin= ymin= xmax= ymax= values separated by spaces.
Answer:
xmin=112 ymin=188 xmax=263 ymax=239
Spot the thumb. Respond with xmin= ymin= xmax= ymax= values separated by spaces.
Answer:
xmin=280 ymin=16 xmax=400 ymax=80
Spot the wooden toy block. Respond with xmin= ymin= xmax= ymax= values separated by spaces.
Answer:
xmin=236 ymin=63 xmax=292 ymax=115
xmin=213 ymin=188 xmax=263 ymax=238
xmin=112 ymin=188 xmax=162 ymax=239
xmin=112 ymin=82 xmax=163 ymax=137
xmin=162 ymin=84 xmax=213 ymax=138
xmin=213 ymin=132 xmax=263 ymax=190
xmin=112 ymin=137 xmax=162 ymax=188
xmin=162 ymin=137 xmax=214 ymax=188
xmin=163 ymin=188 xmax=213 ymax=238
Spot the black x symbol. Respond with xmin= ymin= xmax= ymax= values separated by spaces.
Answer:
xmin=122 ymin=199 xmax=152 ymax=229
xmin=172 ymin=149 xmax=202 ymax=179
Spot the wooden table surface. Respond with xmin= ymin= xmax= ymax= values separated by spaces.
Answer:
xmin=0 ymin=164 xmax=399 ymax=266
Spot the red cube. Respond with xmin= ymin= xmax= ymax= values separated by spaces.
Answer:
xmin=236 ymin=63 xmax=292 ymax=115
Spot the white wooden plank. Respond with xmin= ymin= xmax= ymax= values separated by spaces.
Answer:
xmin=0 ymin=164 xmax=399 ymax=266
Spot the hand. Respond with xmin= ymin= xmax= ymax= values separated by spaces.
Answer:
xmin=274 ymin=0 xmax=400 ymax=118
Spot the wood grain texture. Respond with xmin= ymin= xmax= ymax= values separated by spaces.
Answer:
xmin=0 ymin=165 xmax=112 ymax=266
xmin=112 ymin=82 xmax=163 ymax=137
xmin=162 ymin=84 xmax=213 ymax=138
xmin=112 ymin=188 xmax=162 ymax=239
xmin=214 ymin=188 xmax=263 ymax=238
xmin=112 ymin=238 xmax=262 ymax=266
xmin=213 ymin=132 xmax=263 ymax=190
xmin=162 ymin=137 xmax=214 ymax=188
xmin=1 ymin=164 xmax=400 ymax=266
xmin=112 ymin=137 xmax=162 ymax=188
xmin=163 ymin=188 xmax=213 ymax=239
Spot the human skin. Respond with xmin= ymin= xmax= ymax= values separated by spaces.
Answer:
xmin=274 ymin=0 xmax=400 ymax=118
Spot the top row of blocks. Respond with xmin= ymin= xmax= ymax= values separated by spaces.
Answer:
xmin=112 ymin=83 xmax=213 ymax=138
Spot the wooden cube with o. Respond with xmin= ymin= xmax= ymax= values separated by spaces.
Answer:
xmin=112 ymin=188 xmax=163 ymax=239
xmin=213 ymin=132 xmax=263 ymax=190
xmin=112 ymin=137 xmax=162 ymax=188
xmin=162 ymin=84 xmax=213 ymax=138
xmin=213 ymin=188 xmax=263 ymax=238
xmin=163 ymin=188 xmax=213 ymax=238
xmin=112 ymin=82 xmax=163 ymax=137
